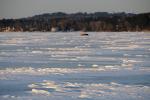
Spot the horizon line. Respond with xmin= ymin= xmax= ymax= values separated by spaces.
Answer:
xmin=0 ymin=11 xmax=150 ymax=20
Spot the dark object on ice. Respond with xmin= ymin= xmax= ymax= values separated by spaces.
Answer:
xmin=80 ymin=32 xmax=89 ymax=36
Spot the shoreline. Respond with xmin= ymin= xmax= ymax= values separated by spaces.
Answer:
xmin=0 ymin=31 xmax=150 ymax=33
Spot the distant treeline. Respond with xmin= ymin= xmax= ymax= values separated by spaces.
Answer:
xmin=0 ymin=12 xmax=150 ymax=32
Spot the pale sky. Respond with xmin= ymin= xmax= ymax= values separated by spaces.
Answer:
xmin=0 ymin=0 xmax=150 ymax=19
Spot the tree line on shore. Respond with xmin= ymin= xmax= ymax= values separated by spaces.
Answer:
xmin=0 ymin=12 xmax=150 ymax=32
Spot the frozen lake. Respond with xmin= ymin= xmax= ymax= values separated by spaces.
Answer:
xmin=0 ymin=32 xmax=150 ymax=100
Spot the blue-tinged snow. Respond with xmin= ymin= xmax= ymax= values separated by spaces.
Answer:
xmin=0 ymin=32 xmax=150 ymax=100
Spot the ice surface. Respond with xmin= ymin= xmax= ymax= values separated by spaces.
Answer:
xmin=0 ymin=32 xmax=150 ymax=100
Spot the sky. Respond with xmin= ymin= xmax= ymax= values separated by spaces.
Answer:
xmin=0 ymin=0 xmax=150 ymax=19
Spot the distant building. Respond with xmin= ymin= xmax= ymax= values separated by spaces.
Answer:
xmin=0 ymin=26 xmax=23 ymax=32
xmin=2 ymin=27 xmax=11 ymax=32
xmin=51 ymin=27 xmax=58 ymax=32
